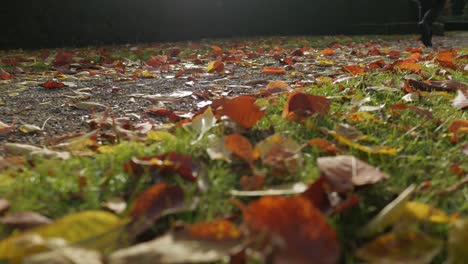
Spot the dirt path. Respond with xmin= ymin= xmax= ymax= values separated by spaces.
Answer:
xmin=0 ymin=33 xmax=466 ymax=154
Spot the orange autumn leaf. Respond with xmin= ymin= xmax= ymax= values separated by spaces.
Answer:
xmin=243 ymin=196 xmax=340 ymax=264
xmin=261 ymin=67 xmax=286 ymax=75
xmin=187 ymin=219 xmax=242 ymax=241
xmin=343 ymin=65 xmax=365 ymax=75
xmin=225 ymin=133 xmax=255 ymax=164
xmin=308 ymin=138 xmax=340 ymax=155
xmin=448 ymin=120 xmax=468 ymax=143
xmin=397 ymin=61 xmax=422 ymax=72
xmin=212 ymin=45 xmax=223 ymax=56
xmin=320 ymin=48 xmax=335 ymax=56
xmin=223 ymin=95 xmax=265 ymax=128
xmin=368 ymin=59 xmax=385 ymax=69
xmin=266 ymin=80 xmax=289 ymax=90
xmin=436 ymin=50 xmax=457 ymax=63
xmin=207 ymin=61 xmax=225 ymax=73
xmin=282 ymin=90 xmax=330 ymax=121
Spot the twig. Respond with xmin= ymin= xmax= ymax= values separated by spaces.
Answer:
xmin=437 ymin=176 xmax=468 ymax=196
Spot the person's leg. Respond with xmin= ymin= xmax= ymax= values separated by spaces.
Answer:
xmin=419 ymin=0 xmax=446 ymax=46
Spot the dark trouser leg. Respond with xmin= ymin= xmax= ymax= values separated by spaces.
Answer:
xmin=418 ymin=0 xmax=446 ymax=47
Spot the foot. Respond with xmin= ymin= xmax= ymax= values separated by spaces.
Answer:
xmin=418 ymin=20 xmax=432 ymax=47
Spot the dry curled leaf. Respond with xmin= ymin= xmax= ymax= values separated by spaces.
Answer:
xmin=187 ymin=219 xmax=241 ymax=241
xmin=317 ymin=156 xmax=390 ymax=192
xmin=343 ymin=65 xmax=365 ymax=75
xmin=225 ymin=133 xmax=255 ymax=165
xmin=207 ymin=61 xmax=225 ymax=73
xmin=261 ymin=67 xmax=286 ymax=75
xmin=41 ymin=80 xmax=66 ymax=89
xmin=282 ymin=90 xmax=330 ymax=121
xmin=0 ymin=212 xmax=52 ymax=229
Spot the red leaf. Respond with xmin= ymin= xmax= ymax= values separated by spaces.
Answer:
xmin=243 ymin=196 xmax=340 ymax=264
xmin=222 ymin=96 xmax=265 ymax=128
xmin=343 ymin=65 xmax=365 ymax=75
xmin=308 ymin=138 xmax=341 ymax=155
xmin=212 ymin=45 xmax=223 ymax=56
xmin=368 ymin=59 xmax=385 ymax=69
xmin=282 ymin=90 xmax=330 ymax=121
xmin=41 ymin=80 xmax=66 ymax=89
xmin=301 ymin=176 xmax=331 ymax=212
xmin=0 ymin=68 xmax=13 ymax=80
xmin=207 ymin=61 xmax=225 ymax=73
xmin=146 ymin=107 xmax=174 ymax=117
xmin=261 ymin=67 xmax=286 ymax=75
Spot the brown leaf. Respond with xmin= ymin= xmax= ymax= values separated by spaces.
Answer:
xmin=261 ymin=67 xmax=286 ymax=75
xmin=243 ymin=196 xmax=340 ymax=264
xmin=128 ymin=183 xmax=185 ymax=236
xmin=222 ymin=96 xmax=265 ymax=128
xmin=317 ymin=156 xmax=390 ymax=192
xmin=0 ymin=120 xmax=15 ymax=136
xmin=408 ymin=79 xmax=467 ymax=92
xmin=282 ymin=90 xmax=330 ymax=121
xmin=320 ymin=49 xmax=335 ymax=56
xmin=0 ymin=211 xmax=52 ymax=229
xmin=265 ymin=81 xmax=290 ymax=94
xmin=225 ymin=133 xmax=255 ymax=165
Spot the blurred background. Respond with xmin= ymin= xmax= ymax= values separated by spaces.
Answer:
xmin=1 ymin=0 xmax=466 ymax=49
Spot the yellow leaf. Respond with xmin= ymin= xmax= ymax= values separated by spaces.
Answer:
xmin=403 ymin=201 xmax=451 ymax=224
xmin=0 ymin=211 xmax=125 ymax=263
xmin=147 ymin=131 xmax=176 ymax=142
xmin=356 ymin=232 xmax=443 ymax=264
xmin=329 ymin=130 xmax=401 ymax=155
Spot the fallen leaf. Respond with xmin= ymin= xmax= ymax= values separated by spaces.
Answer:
xmin=328 ymin=130 xmax=400 ymax=155
xmin=265 ymin=80 xmax=290 ymax=94
xmin=128 ymin=183 xmax=185 ymax=237
xmin=254 ymin=134 xmax=303 ymax=177
xmin=18 ymin=124 xmax=42 ymax=134
xmin=24 ymin=247 xmax=102 ymax=264
xmin=230 ymin=182 xmax=308 ymax=197
xmin=222 ymin=95 xmax=265 ymax=128
xmin=124 ymin=152 xmax=198 ymax=181
xmin=4 ymin=143 xmax=71 ymax=160
xmin=452 ymin=89 xmax=468 ymax=110
xmin=206 ymin=135 xmax=232 ymax=162
xmin=41 ymin=80 xmax=66 ymax=89
xmin=356 ymin=232 xmax=443 ymax=264
xmin=408 ymin=79 xmax=467 ymax=92
xmin=320 ymin=48 xmax=335 ymax=56
xmin=397 ymin=61 xmax=422 ymax=72
xmin=108 ymin=229 xmax=240 ymax=264
xmin=187 ymin=219 xmax=241 ymax=241
xmin=243 ymin=196 xmax=340 ymax=264
xmin=0 ymin=120 xmax=15 ymax=136
xmin=390 ymin=103 xmax=433 ymax=119
xmin=446 ymin=218 xmax=468 ymax=264
xmin=0 ymin=211 xmax=123 ymax=263
xmin=343 ymin=65 xmax=365 ymax=75
xmin=54 ymin=51 xmax=74 ymax=66
xmin=403 ymin=201 xmax=450 ymax=224
xmin=225 ymin=133 xmax=255 ymax=165
xmin=0 ymin=212 xmax=52 ymax=229
xmin=261 ymin=67 xmax=286 ymax=75
xmin=282 ymin=90 xmax=330 ymax=121
xmin=317 ymin=156 xmax=390 ymax=192
xmin=102 ymin=197 xmax=127 ymax=215
xmin=187 ymin=107 xmax=217 ymax=144
xmin=207 ymin=61 xmax=225 ymax=73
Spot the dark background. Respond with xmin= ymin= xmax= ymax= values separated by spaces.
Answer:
xmin=0 ymin=0 xmax=455 ymax=49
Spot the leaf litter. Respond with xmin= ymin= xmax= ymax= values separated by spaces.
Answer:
xmin=0 ymin=34 xmax=467 ymax=263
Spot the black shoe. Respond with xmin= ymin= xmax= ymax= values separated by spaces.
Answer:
xmin=418 ymin=20 xmax=432 ymax=47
